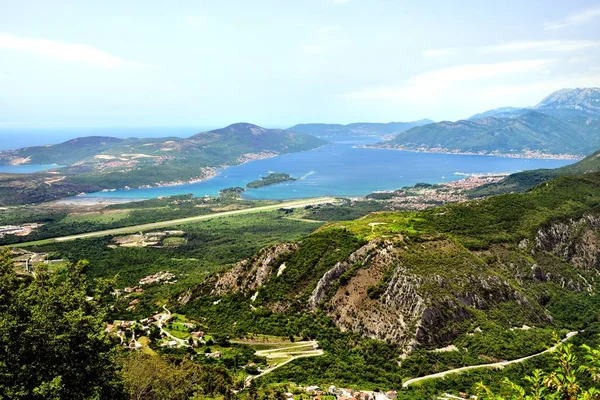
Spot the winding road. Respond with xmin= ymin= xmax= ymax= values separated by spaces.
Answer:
xmin=157 ymin=305 xmax=188 ymax=346
xmin=402 ymin=331 xmax=578 ymax=388
xmin=244 ymin=341 xmax=324 ymax=385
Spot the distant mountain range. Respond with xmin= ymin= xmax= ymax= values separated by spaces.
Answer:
xmin=287 ymin=120 xmax=434 ymax=139
xmin=0 ymin=123 xmax=325 ymax=168
xmin=0 ymin=123 xmax=326 ymax=204
xmin=371 ymin=88 xmax=600 ymax=157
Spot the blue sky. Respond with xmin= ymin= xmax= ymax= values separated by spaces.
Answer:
xmin=0 ymin=0 xmax=599 ymax=128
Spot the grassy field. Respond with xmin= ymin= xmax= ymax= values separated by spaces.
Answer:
xmin=322 ymin=212 xmax=422 ymax=240
xmin=61 ymin=210 xmax=132 ymax=224
xmin=11 ymin=197 xmax=336 ymax=247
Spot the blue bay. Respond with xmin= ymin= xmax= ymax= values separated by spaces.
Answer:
xmin=81 ymin=138 xmax=575 ymax=202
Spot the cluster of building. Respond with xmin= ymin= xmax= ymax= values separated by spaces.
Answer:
xmin=303 ymin=386 xmax=398 ymax=400
xmin=10 ymin=248 xmax=64 ymax=273
xmin=374 ymin=145 xmax=582 ymax=161
xmin=0 ymin=223 xmax=42 ymax=238
xmin=111 ymin=271 xmax=178 ymax=297
xmin=111 ymin=286 xmax=144 ymax=297
xmin=139 ymin=271 xmax=176 ymax=285
xmin=372 ymin=174 xmax=506 ymax=210
xmin=94 ymin=159 xmax=139 ymax=172
xmin=152 ymin=166 xmax=218 ymax=187
xmin=236 ymin=151 xmax=277 ymax=164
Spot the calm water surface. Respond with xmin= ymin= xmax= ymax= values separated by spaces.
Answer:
xmin=0 ymin=164 xmax=64 ymax=173
xmin=80 ymin=137 xmax=575 ymax=201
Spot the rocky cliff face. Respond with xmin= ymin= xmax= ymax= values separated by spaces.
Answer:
xmin=208 ymin=211 xmax=600 ymax=352
xmin=213 ymin=242 xmax=298 ymax=295
xmin=308 ymin=239 xmax=380 ymax=309
xmin=535 ymin=88 xmax=600 ymax=115
xmin=534 ymin=214 xmax=600 ymax=271
xmin=320 ymin=238 xmax=548 ymax=351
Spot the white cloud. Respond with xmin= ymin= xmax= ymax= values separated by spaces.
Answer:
xmin=343 ymin=59 xmax=555 ymax=102
xmin=0 ymin=32 xmax=152 ymax=69
xmin=484 ymin=40 xmax=600 ymax=53
xmin=544 ymin=7 xmax=600 ymax=29
xmin=422 ymin=47 xmax=457 ymax=57
xmin=316 ymin=26 xmax=341 ymax=34
xmin=568 ymin=56 xmax=589 ymax=64
xmin=472 ymin=75 xmax=600 ymax=101
xmin=303 ymin=44 xmax=327 ymax=54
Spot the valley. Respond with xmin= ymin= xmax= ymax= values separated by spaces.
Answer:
xmin=4 ymin=154 xmax=600 ymax=398
xmin=2 ymin=87 xmax=600 ymax=400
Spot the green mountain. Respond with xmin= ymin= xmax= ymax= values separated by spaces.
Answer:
xmin=0 ymin=123 xmax=326 ymax=204
xmin=469 ymin=148 xmax=600 ymax=197
xmin=0 ymin=136 xmax=125 ymax=165
xmin=0 ymin=123 xmax=325 ymax=167
xmin=468 ymin=107 xmax=528 ymax=120
xmin=186 ymin=172 xmax=600 ymax=358
xmin=372 ymin=88 xmax=600 ymax=156
xmin=287 ymin=120 xmax=434 ymax=139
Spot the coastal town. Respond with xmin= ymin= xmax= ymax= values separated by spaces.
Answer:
xmin=0 ymin=222 xmax=41 ymax=238
xmin=365 ymin=144 xmax=585 ymax=160
xmin=367 ymin=173 xmax=507 ymax=210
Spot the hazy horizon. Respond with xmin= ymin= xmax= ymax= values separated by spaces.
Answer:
xmin=1 ymin=0 xmax=599 ymax=128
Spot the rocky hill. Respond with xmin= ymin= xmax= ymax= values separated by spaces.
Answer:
xmin=535 ymin=87 xmax=600 ymax=115
xmin=370 ymin=88 xmax=600 ymax=156
xmin=186 ymin=172 xmax=600 ymax=352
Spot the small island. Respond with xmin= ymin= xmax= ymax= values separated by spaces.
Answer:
xmin=246 ymin=173 xmax=298 ymax=189
xmin=219 ymin=187 xmax=245 ymax=198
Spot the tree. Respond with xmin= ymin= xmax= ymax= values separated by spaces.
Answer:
xmin=121 ymin=352 xmax=233 ymax=400
xmin=0 ymin=249 xmax=124 ymax=399
xmin=475 ymin=337 xmax=600 ymax=400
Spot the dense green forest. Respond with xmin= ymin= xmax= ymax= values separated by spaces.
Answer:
xmin=4 ymin=172 xmax=600 ymax=399
xmin=246 ymin=173 xmax=297 ymax=189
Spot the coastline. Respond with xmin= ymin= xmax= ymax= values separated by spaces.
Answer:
xmin=359 ymin=144 xmax=584 ymax=161
xmin=136 ymin=167 xmax=219 ymax=189
xmin=67 ymin=152 xmax=288 ymax=205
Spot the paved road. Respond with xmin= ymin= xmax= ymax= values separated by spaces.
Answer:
xmin=157 ymin=305 xmax=188 ymax=346
xmin=402 ymin=331 xmax=578 ymax=388
xmin=244 ymin=340 xmax=323 ymax=385
xmin=12 ymin=197 xmax=337 ymax=247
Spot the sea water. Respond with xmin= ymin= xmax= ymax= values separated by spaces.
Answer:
xmin=80 ymin=137 xmax=575 ymax=201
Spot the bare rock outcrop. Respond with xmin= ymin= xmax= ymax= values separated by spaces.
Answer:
xmin=534 ymin=214 xmax=600 ymax=271
xmin=214 ymin=243 xmax=298 ymax=295
xmin=308 ymin=240 xmax=380 ymax=309
xmin=322 ymin=238 xmax=548 ymax=351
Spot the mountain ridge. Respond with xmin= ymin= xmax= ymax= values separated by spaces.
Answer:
xmin=371 ymin=88 xmax=600 ymax=156
xmin=188 ymin=171 xmax=600 ymax=354
xmin=0 ymin=123 xmax=326 ymax=204
xmin=287 ymin=120 xmax=434 ymax=138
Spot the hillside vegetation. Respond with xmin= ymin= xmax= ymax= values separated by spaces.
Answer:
xmin=469 ymin=148 xmax=600 ymax=197
xmin=0 ymin=123 xmax=326 ymax=204
xmin=170 ymin=172 xmax=600 ymax=393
